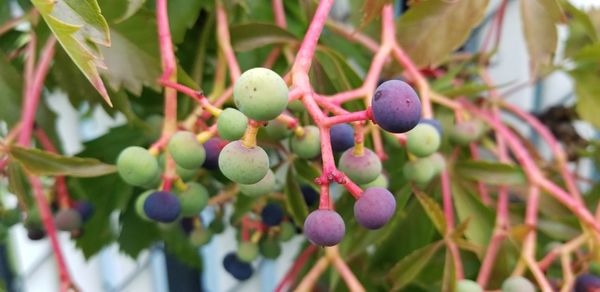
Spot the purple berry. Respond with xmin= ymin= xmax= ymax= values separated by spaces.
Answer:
xmin=27 ymin=228 xmax=46 ymax=240
xmin=54 ymin=208 xmax=83 ymax=231
xmin=304 ymin=210 xmax=345 ymax=246
xmin=575 ymin=274 xmax=600 ymax=292
xmin=202 ymin=138 xmax=227 ymax=170
xmin=223 ymin=252 xmax=254 ymax=281
xmin=143 ymin=191 xmax=181 ymax=223
xmin=73 ymin=201 xmax=94 ymax=221
xmin=261 ymin=203 xmax=284 ymax=226
xmin=354 ymin=187 xmax=396 ymax=229
xmin=330 ymin=124 xmax=355 ymax=152
xmin=371 ymin=80 xmax=421 ymax=133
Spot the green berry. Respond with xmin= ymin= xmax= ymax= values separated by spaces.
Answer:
xmin=290 ymin=126 xmax=320 ymax=159
xmin=360 ymin=174 xmax=389 ymax=189
xmin=279 ymin=221 xmax=295 ymax=242
xmin=135 ymin=190 xmax=154 ymax=221
xmin=407 ymin=123 xmax=441 ymax=157
xmin=168 ymin=131 xmax=206 ymax=169
xmin=501 ymin=276 xmax=536 ymax=292
xmin=259 ymin=238 xmax=281 ymax=259
xmin=457 ymin=279 xmax=483 ymax=292
xmin=190 ymin=228 xmax=212 ymax=246
xmin=429 ymin=153 xmax=446 ymax=174
xmin=449 ymin=120 xmax=486 ymax=146
xmin=218 ymin=140 xmax=270 ymax=184
xmin=178 ymin=182 xmax=209 ymax=217
xmin=238 ymin=170 xmax=276 ymax=197
xmin=264 ymin=120 xmax=292 ymax=141
xmin=233 ymin=67 xmax=288 ymax=121
xmin=217 ymin=108 xmax=248 ymax=141
xmin=117 ymin=146 xmax=160 ymax=186
xmin=403 ymin=158 xmax=435 ymax=185
xmin=339 ymin=147 xmax=382 ymax=184
xmin=237 ymin=241 xmax=259 ymax=262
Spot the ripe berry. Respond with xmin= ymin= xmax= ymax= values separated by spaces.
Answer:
xmin=261 ymin=203 xmax=284 ymax=227
xmin=178 ymin=182 xmax=209 ymax=217
xmin=223 ymin=252 xmax=254 ymax=281
xmin=73 ymin=201 xmax=94 ymax=222
xmin=27 ymin=228 xmax=46 ymax=240
xmin=239 ymin=170 xmax=276 ymax=197
xmin=264 ymin=120 xmax=292 ymax=141
xmin=371 ymin=80 xmax=421 ymax=133
xmin=217 ymin=108 xmax=248 ymax=141
xmin=167 ymin=131 xmax=206 ymax=169
xmin=330 ymin=124 xmax=355 ymax=152
xmin=575 ymin=274 xmax=600 ymax=292
xmin=189 ymin=228 xmax=212 ymax=247
xmin=449 ymin=120 xmax=486 ymax=146
xmin=236 ymin=241 xmax=259 ymax=262
xmin=202 ymin=138 xmax=226 ymax=170
xmin=354 ymin=187 xmax=396 ymax=229
xmin=406 ymin=123 xmax=441 ymax=157
xmin=304 ymin=209 xmax=345 ymax=246
xmin=233 ymin=67 xmax=288 ymax=121
xmin=259 ymin=238 xmax=282 ymax=259
xmin=301 ymin=185 xmax=319 ymax=207
xmin=338 ymin=147 xmax=382 ymax=184
xmin=218 ymin=140 xmax=270 ymax=184
xmin=501 ymin=276 xmax=536 ymax=292
xmin=291 ymin=126 xmax=321 ymax=159
xmin=54 ymin=208 xmax=83 ymax=231
xmin=456 ymin=279 xmax=483 ymax=292
xmin=143 ymin=191 xmax=181 ymax=223
xmin=116 ymin=146 xmax=160 ymax=186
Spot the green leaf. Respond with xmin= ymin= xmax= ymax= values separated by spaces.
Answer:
xmin=7 ymin=163 xmax=33 ymax=206
xmin=314 ymin=47 xmax=363 ymax=93
xmin=115 ymin=0 xmax=146 ymax=22
xmin=32 ymin=0 xmax=112 ymax=105
xmin=387 ymin=240 xmax=444 ymax=291
xmin=396 ymin=0 xmax=490 ymax=67
xmin=441 ymin=249 xmax=457 ymax=292
xmin=361 ymin=0 xmax=393 ymax=25
xmin=0 ymin=50 xmax=23 ymax=126
xmin=284 ymin=164 xmax=309 ymax=226
xmin=230 ymin=22 xmax=297 ymax=51
xmin=570 ymin=67 xmax=600 ymax=129
xmin=520 ymin=0 xmax=559 ymax=75
xmin=118 ymin=197 xmax=161 ymax=258
xmin=292 ymin=158 xmax=321 ymax=183
xmin=231 ymin=192 xmax=258 ymax=223
xmin=454 ymin=160 xmax=527 ymax=186
xmin=451 ymin=180 xmax=494 ymax=248
xmin=162 ymin=226 xmax=202 ymax=268
xmin=9 ymin=145 xmax=116 ymax=177
xmin=168 ymin=0 xmax=204 ymax=44
xmin=414 ymin=190 xmax=446 ymax=236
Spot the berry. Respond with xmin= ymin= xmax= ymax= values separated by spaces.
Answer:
xmin=338 ymin=147 xmax=382 ymax=184
xmin=167 ymin=131 xmax=206 ymax=169
xmin=290 ymin=126 xmax=321 ymax=159
xmin=202 ymin=138 xmax=226 ymax=170
xmin=27 ymin=228 xmax=46 ymax=240
xmin=239 ymin=170 xmax=276 ymax=197
xmin=261 ymin=203 xmax=284 ymax=227
xmin=304 ymin=209 xmax=345 ymax=246
xmin=54 ymin=208 xmax=83 ymax=231
xmin=403 ymin=158 xmax=436 ymax=185
xmin=218 ymin=140 xmax=270 ymax=184
xmin=217 ymin=108 xmax=248 ymax=141
xmin=264 ymin=119 xmax=292 ymax=141
xmin=371 ymin=80 xmax=422 ymax=133
xmin=178 ymin=182 xmax=209 ymax=217
xmin=360 ymin=174 xmax=389 ymax=189
xmin=575 ymin=274 xmax=600 ymax=292
xmin=259 ymin=238 xmax=282 ymax=259
xmin=449 ymin=120 xmax=486 ymax=146
xmin=501 ymin=276 xmax=536 ymax=292
xmin=330 ymin=124 xmax=355 ymax=152
xmin=279 ymin=221 xmax=296 ymax=241
xmin=223 ymin=252 xmax=254 ymax=281
xmin=301 ymin=185 xmax=319 ymax=207
xmin=233 ymin=67 xmax=288 ymax=121
xmin=429 ymin=153 xmax=447 ymax=174
xmin=288 ymin=99 xmax=305 ymax=112
xmin=420 ymin=118 xmax=443 ymax=136
xmin=354 ymin=187 xmax=396 ymax=229
xmin=136 ymin=190 xmax=154 ymax=220
xmin=116 ymin=146 xmax=160 ymax=186
xmin=236 ymin=242 xmax=259 ymax=262
xmin=406 ymin=123 xmax=441 ymax=157
xmin=176 ymin=164 xmax=197 ymax=181
xmin=190 ymin=228 xmax=212 ymax=246
xmin=456 ymin=279 xmax=483 ymax=292
xmin=143 ymin=191 xmax=181 ymax=223
xmin=73 ymin=201 xmax=94 ymax=222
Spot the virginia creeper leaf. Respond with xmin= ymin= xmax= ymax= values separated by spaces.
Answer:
xmin=454 ymin=160 xmax=526 ymax=186
xmin=285 ymin=164 xmax=309 ymax=226
xmin=414 ymin=190 xmax=446 ymax=236
xmin=387 ymin=240 xmax=444 ymax=290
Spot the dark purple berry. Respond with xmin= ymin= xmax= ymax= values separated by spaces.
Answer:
xmin=73 ymin=201 xmax=94 ymax=221
xmin=27 ymin=228 xmax=46 ymax=240
xmin=143 ymin=191 xmax=181 ymax=223
xmin=371 ymin=80 xmax=421 ymax=133
xmin=180 ymin=217 xmax=195 ymax=234
xmin=304 ymin=210 xmax=345 ymax=246
xmin=202 ymin=138 xmax=227 ymax=170
xmin=354 ymin=187 xmax=396 ymax=229
xmin=223 ymin=252 xmax=254 ymax=281
xmin=330 ymin=124 xmax=355 ymax=152
xmin=575 ymin=274 xmax=600 ymax=292
xmin=261 ymin=203 xmax=284 ymax=227
xmin=301 ymin=185 xmax=319 ymax=207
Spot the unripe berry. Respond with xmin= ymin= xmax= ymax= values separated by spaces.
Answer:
xmin=233 ymin=67 xmax=288 ymax=121
xmin=189 ymin=228 xmax=212 ymax=247
xmin=217 ymin=108 xmax=248 ymax=141
xmin=236 ymin=242 xmax=259 ymax=262
xmin=117 ymin=146 xmax=160 ymax=186
xmin=406 ymin=123 xmax=441 ymax=157
xmin=259 ymin=238 xmax=282 ymax=259
xmin=218 ymin=140 xmax=270 ymax=184
xmin=178 ymin=182 xmax=209 ymax=217
xmin=456 ymin=279 xmax=483 ymax=292
xmin=501 ymin=276 xmax=536 ymax=292
xmin=290 ymin=126 xmax=321 ymax=159
xmin=239 ymin=170 xmax=276 ymax=197
xmin=135 ymin=190 xmax=154 ymax=221
xmin=167 ymin=131 xmax=206 ymax=169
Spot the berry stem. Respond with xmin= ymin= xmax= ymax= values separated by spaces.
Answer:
xmin=326 ymin=246 xmax=366 ymax=292
xmin=294 ymin=256 xmax=330 ymax=291
xmin=241 ymin=121 xmax=261 ymax=148
xmin=324 ymin=110 xmax=371 ymax=127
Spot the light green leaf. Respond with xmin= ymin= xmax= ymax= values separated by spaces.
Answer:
xmin=441 ymin=249 xmax=457 ymax=292
xmin=454 ymin=160 xmax=527 ymax=186
xmin=387 ymin=240 xmax=444 ymax=291
xmin=230 ymin=22 xmax=297 ymax=51
xmin=520 ymin=0 xmax=559 ymax=75
xmin=396 ymin=0 xmax=490 ymax=67
xmin=9 ymin=145 xmax=116 ymax=177
xmin=32 ymin=0 xmax=112 ymax=105
xmin=414 ymin=190 xmax=446 ymax=236
xmin=115 ymin=0 xmax=146 ymax=22
xmin=451 ymin=181 xmax=494 ymax=248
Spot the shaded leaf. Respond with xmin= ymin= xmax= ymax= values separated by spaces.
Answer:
xmin=570 ymin=67 xmax=600 ymax=130
xmin=231 ymin=192 xmax=257 ymax=223
xmin=230 ymin=22 xmax=297 ymax=51
xmin=454 ymin=160 xmax=526 ymax=186
xmin=162 ymin=227 xmax=202 ymax=268
xmin=7 ymin=163 xmax=33 ymax=206
xmin=520 ymin=0 xmax=559 ymax=75
xmin=387 ymin=240 xmax=444 ymax=291
xmin=314 ymin=46 xmax=363 ymax=93
xmin=168 ymin=0 xmax=204 ymax=44
xmin=0 ymin=50 xmax=23 ymax=126
xmin=442 ymin=249 xmax=457 ymax=292
xmin=414 ymin=190 xmax=446 ymax=235
xmin=285 ymin=164 xmax=309 ymax=226
xmin=293 ymin=158 xmax=321 ymax=183
xmin=118 ymin=197 xmax=161 ymax=258
xmin=451 ymin=180 xmax=494 ymax=247
xmin=115 ymin=0 xmax=146 ymax=22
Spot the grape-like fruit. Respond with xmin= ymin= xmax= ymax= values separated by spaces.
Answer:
xmin=339 ymin=147 xmax=382 ymax=184
xmin=239 ymin=170 xmax=275 ymax=197
xmin=168 ymin=131 xmax=206 ymax=169
xmin=261 ymin=203 xmax=284 ymax=227
xmin=27 ymin=228 xmax=46 ymax=240
xmin=354 ymin=187 xmax=396 ymax=229
xmin=219 ymin=141 xmax=269 ymax=184
xmin=217 ymin=108 xmax=248 ymax=141
xmin=371 ymin=80 xmax=421 ymax=133
xmin=259 ymin=238 xmax=281 ymax=259
xmin=456 ymin=279 xmax=483 ymax=292
xmin=429 ymin=152 xmax=447 ymax=174
xmin=449 ymin=120 xmax=486 ymax=146
xmin=178 ymin=182 xmax=209 ymax=217
xmin=143 ymin=191 xmax=181 ymax=223
xmin=403 ymin=158 xmax=435 ymax=185
xmin=237 ymin=242 xmax=259 ymax=262
xmin=330 ymin=124 xmax=355 ymax=152
xmin=176 ymin=164 xmax=197 ymax=182
xmin=304 ymin=209 xmax=345 ymax=246
xmin=290 ymin=126 xmax=321 ymax=159
xmin=233 ymin=67 xmax=288 ymax=121
xmin=202 ymin=138 xmax=226 ymax=170
xmin=501 ymin=276 xmax=536 ymax=292
xmin=301 ymin=185 xmax=319 ymax=207
xmin=73 ymin=201 xmax=94 ymax=222
xmin=117 ymin=146 xmax=160 ymax=186
xmin=420 ymin=118 xmax=443 ymax=136
xmin=279 ymin=221 xmax=296 ymax=241
xmin=360 ymin=174 xmax=389 ymax=189
xmin=190 ymin=228 xmax=212 ymax=246
xmin=223 ymin=252 xmax=254 ymax=281
xmin=406 ymin=123 xmax=441 ymax=157
xmin=54 ymin=208 xmax=83 ymax=231
xmin=575 ymin=274 xmax=600 ymax=292
xmin=264 ymin=120 xmax=292 ymax=141
xmin=135 ymin=190 xmax=153 ymax=220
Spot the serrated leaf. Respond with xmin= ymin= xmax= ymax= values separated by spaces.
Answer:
xmin=162 ymin=227 xmax=202 ymax=268
xmin=32 ymin=0 xmax=112 ymax=105
xmin=520 ymin=0 xmax=559 ymax=76
xmin=414 ymin=190 xmax=446 ymax=236
xmin=387 ymin=240 xmax=444 ymax=290
xmin=9 ymin=145 xmax=116 ymax=177
xmin=230 ymin=22 xmax=297 ymax=51
xmin=451 ymin=181 xmax=494 ymax=247
xmin=454 ymin=160 xmax=526 ymax=186
xmin=118 ymin=198 xmax=161 ymax=258
xmin=285 ymin=164 xmax=309 ymax=226
xmin=396 ymin=0 xmax=489 ymax=67
xmin=7 ymin=163 xmax=33 ymax=206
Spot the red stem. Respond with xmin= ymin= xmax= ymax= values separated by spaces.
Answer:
xmin=275 ymin=245 xmax=318 ymax=292
xmin=33 ymin=127 xmax=72 ymax=208
xmin=216 ymin=1 xmax=241 ymax=81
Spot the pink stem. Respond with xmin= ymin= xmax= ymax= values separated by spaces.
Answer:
xmin=272 ymin=0 xmax=287 ymax=28
xmin=275 ymin=245 xmax=318 ymax=292
xmin=441 ymin=170 xmax=464 ymax=278
xmin=325 ymin=20 xmax=379 ymax=53
xmin=216 ymin=2 xmax=241 ymax=81
xmin=291 ymin=0 xmax=334 ymax=73
xmin=33 ymin=127 xmax=72 ymax=208
xmin=328 ymin=88 xmax=366 ymax=104
xmin=325 ymin=110 xmax=371 ymax=126
xmin=390 ymin=46 xmax=432 ymax=118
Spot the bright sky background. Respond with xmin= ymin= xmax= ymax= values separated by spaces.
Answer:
xmin=570 ymin=0 xmax=600 ymax=9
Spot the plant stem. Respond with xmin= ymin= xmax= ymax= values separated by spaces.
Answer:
xmin=216 ymin=1 xmax=240 ymax=81
xmin=275 ymin=245 xmax=318 ymax=292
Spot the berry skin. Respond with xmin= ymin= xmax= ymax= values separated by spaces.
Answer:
xmin=279 ymin=221 xmax=296 ymax=241
xmin=501 ymin=276 xmax=536 ymax=292
xmin=456 ymin=279 xmax=483 ymax=292
xmin=259 ymin=238 xmax=282 ymax=259
xmin=290 ymin=126 xmax=321 ymax=159
xmin=27 ymin=228 xmax=46 ymax=240
xmin=261 ymin=203 xmax=284 ymax=227
xmin=73 ymin=201 xmax=94 ymax=222
xmin=116 ymin=146 xmax=160 ymax=186
xmin=406 ymin=123 xmax=441 ymax=157
xmin=239 ymin=170 xmax=276 ymax=197
xmin=330 ymin=124 xmax=355 ymax=152
xmin=429 ymin=152 xmax=447 ymax=174
xmin=301 ymin=185 xmax=319 ymax=207
xmin=420 ymin=118 xmax=443 ymax=136
xmin=338 ymin=147 xmax=382 ymax=184
xmin=178 ymin=182 xmax=209 ymax=217
xmin=143 ymin=191 xmax=181 ymax=223
xmin=403 ymin=158 xmax=436 ymax=185
xmin=54 ymin=209 xmax=83 ymax=231
xmin=304 ymin=209 xmax=345 ymax=246
xmin=217 ymin=108 xmax=249 ymax=141
xmin=223 ymin=252 xmax=254 ymax=281
xmin=233 ymin=67 xmax=288 ymax=121
xmin=202 ymin=138 xmax=226 ymax=170
xmin=449 ymin=120 xmax=486 ymax=146
xmin=236 ymin=242 xmax=259 ymax=262
xmin=135 ymin=190 xmax=154 ymax=221
xmin=360 ymin=174 xmax=389 ymax=189
xmin=371 ymin=80 xmax=422 ymax=133
xmin=264 ymin=120 xmax=292 ymax=141
xmin=218 ymin=140 xmax=270 ymax=184
xmin=167 ymin=131 xmax=206 ymax=170
xmin=575 ymin=274 xmax=600 ymax=292
xmin=354 ymin=187 xmax=396 ymax=229
xmin=189 ymin=228 xmax=212 ymax=246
